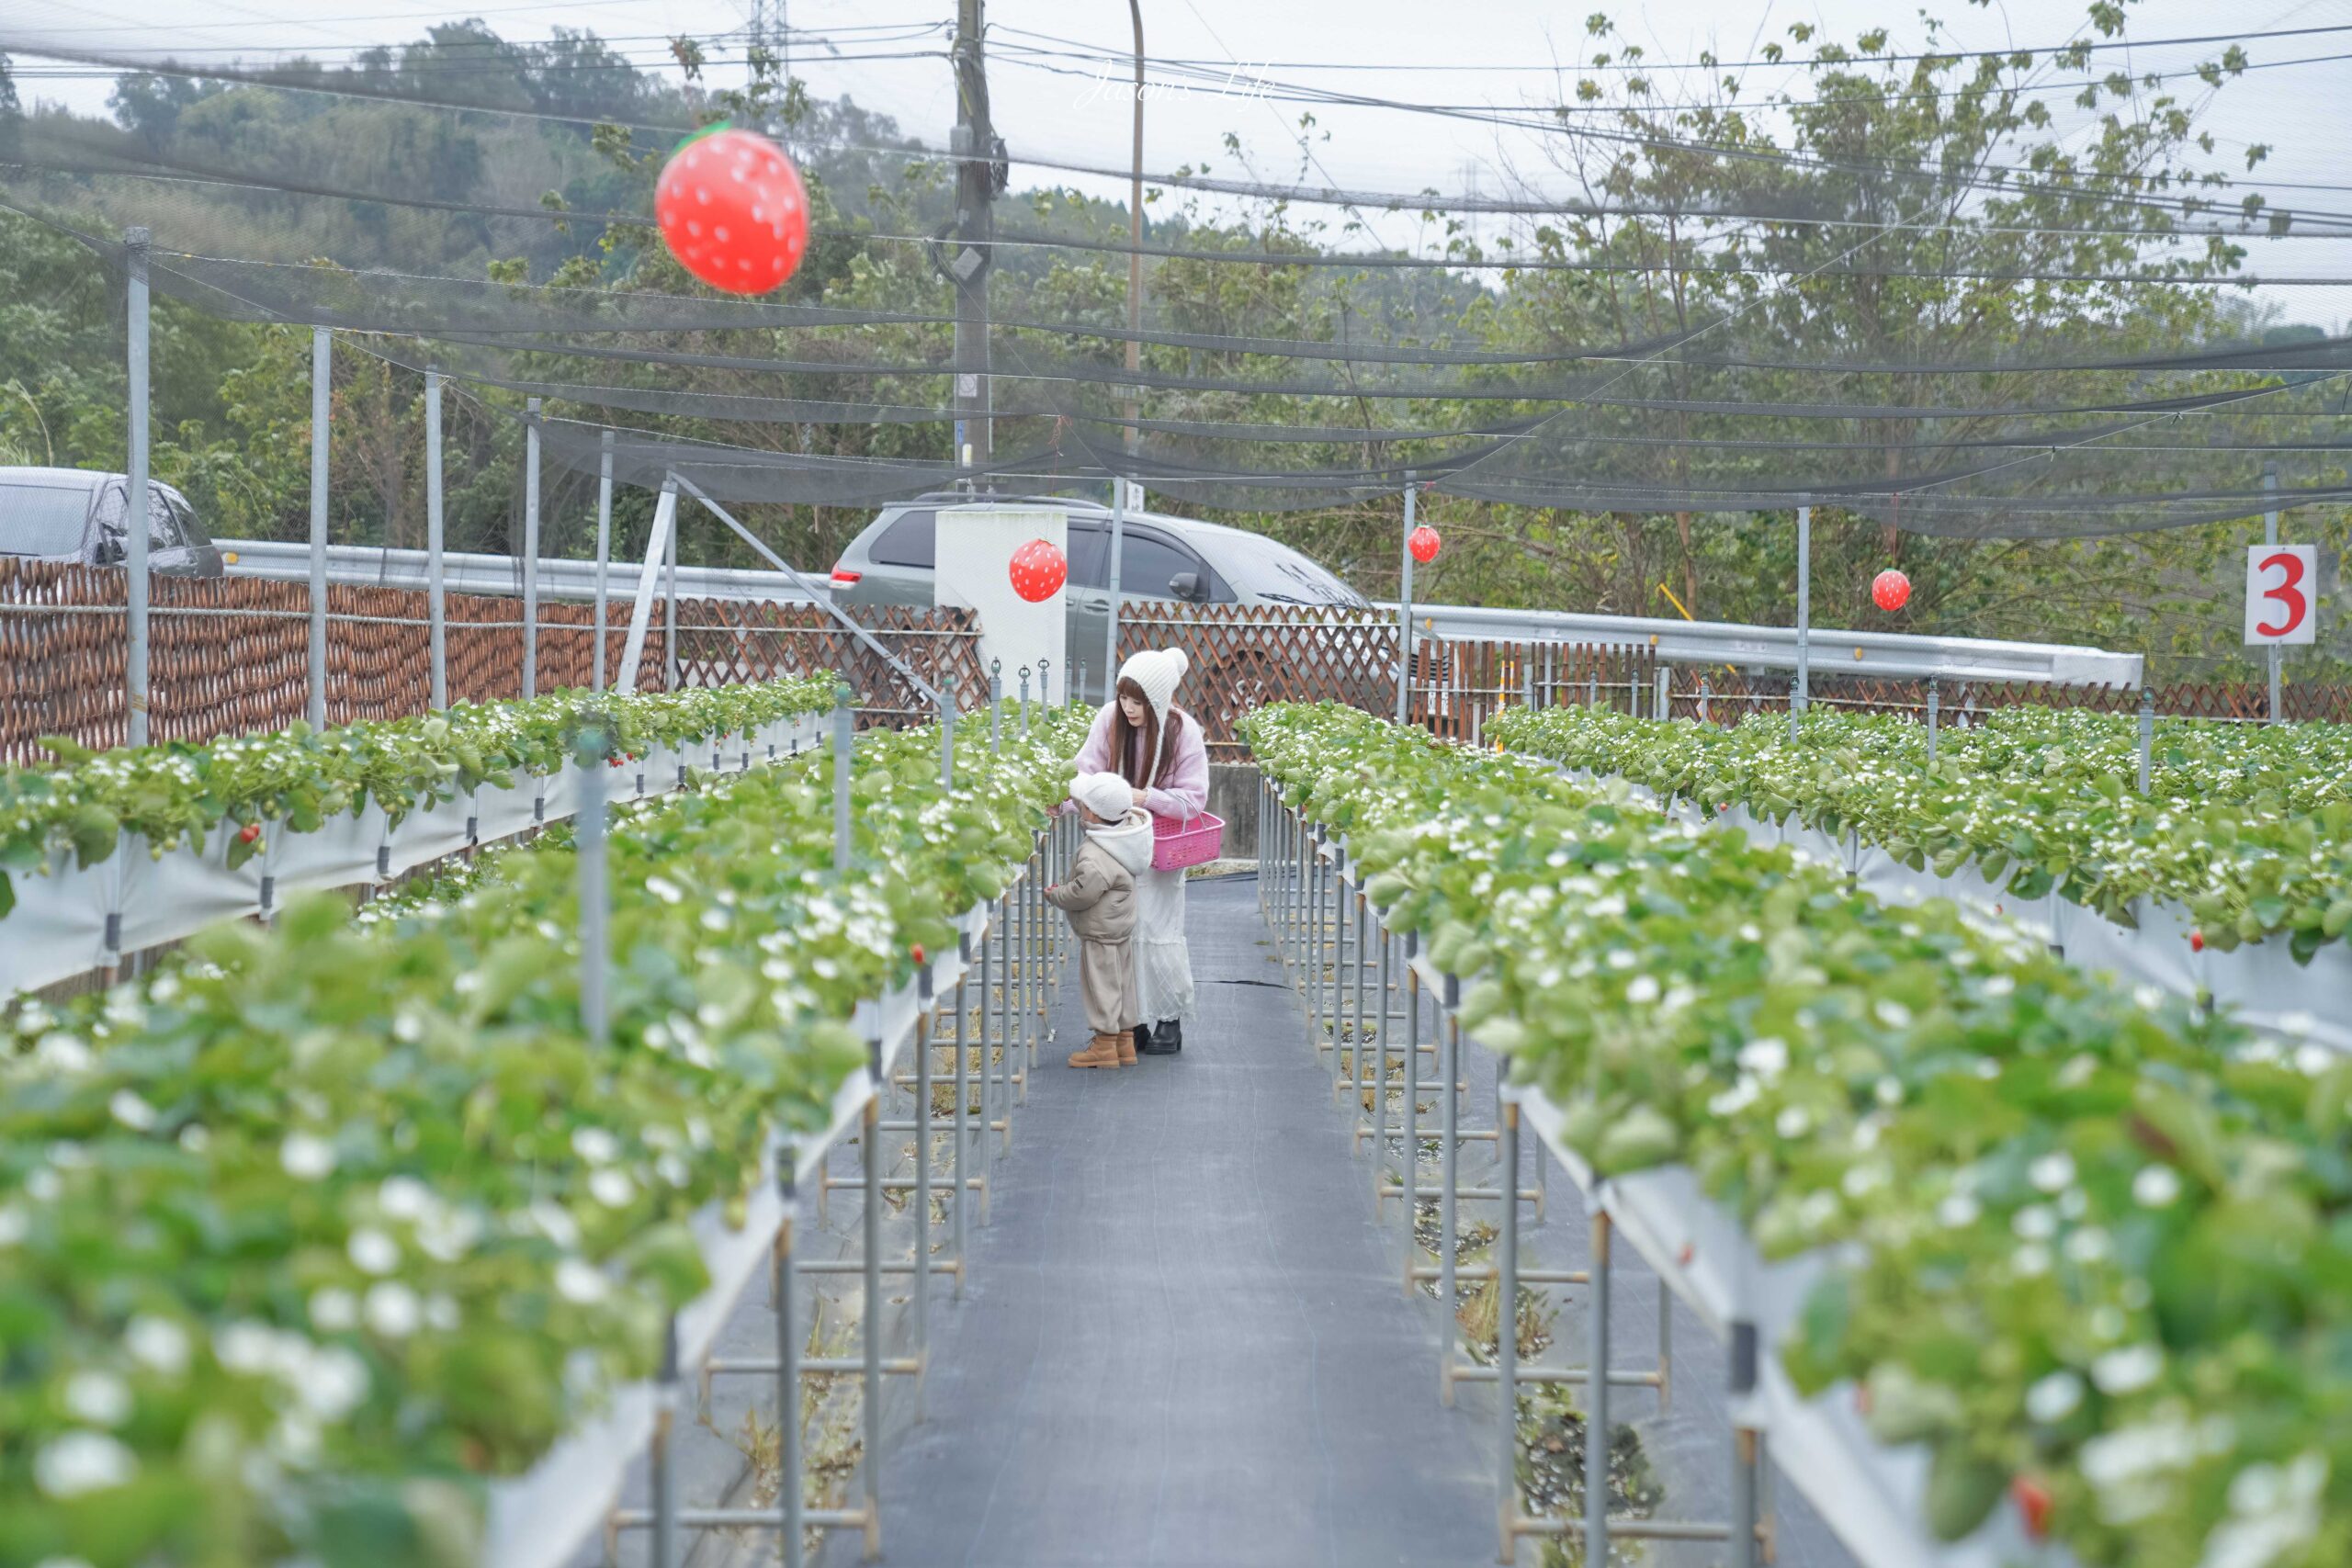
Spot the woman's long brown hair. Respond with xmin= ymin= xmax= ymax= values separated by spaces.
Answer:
xmin=1111 ymin=676 xmax=1186 ymax=790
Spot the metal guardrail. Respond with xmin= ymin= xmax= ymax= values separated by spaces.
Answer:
xmin=216 ymin=542 xmax=2137 ymax=688
xmin=215 ymin=538 xmax=825 ymax=606
xmin=1378 ymin=601 xmax=2143 ymax=688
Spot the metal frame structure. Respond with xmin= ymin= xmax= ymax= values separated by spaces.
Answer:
xmin=1255 ymin=773 xmax=2103 ymax=1568
xmin=489 ymin=693 xmax=1084 ymax=1568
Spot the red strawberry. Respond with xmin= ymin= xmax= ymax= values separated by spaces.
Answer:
xmin=2188 ymin=929 xmax=2205 ymax=952
xmin=237 ymin=823 xmax=261 ymax=844
xmin=910 ymin=943 xmax=925 ymax=964
xmin=2010 ymin=1475 xmax=2052 ymax=1541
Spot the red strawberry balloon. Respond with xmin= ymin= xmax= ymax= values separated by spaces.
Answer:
xmin=1871 ymin=568 xmax=1912 ymax=612
xmin=1408 ymin=525 xmax=1442 ymax=565
xmin=1009 ymin=538 xmax=1067 ymax=602
xmin=655 ymin=125 xmax=809 ymax=295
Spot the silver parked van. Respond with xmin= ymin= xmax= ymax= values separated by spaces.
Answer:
xmin=828 ymin=495 xmax=1368 ymax=704
xmin=0 ymin=467 xmax=225 ymax=577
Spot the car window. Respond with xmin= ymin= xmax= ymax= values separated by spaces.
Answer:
xmin=164 ymin=491 xmax=209 ymax=549
xmin=1204 ymin=531 xmax=1366 ymax=606
xmin=92 ymin=481 xmax=187 ymax=549
xmin=1106 ymin=530 xmax=1207 ymax=601
xmin=0 ymin=484 xmax=96 ymax=556
xmin=870 ymin=508 xmax=936 ymax=567
xmin=1065 ymin=521 xmax=1109 ymax=589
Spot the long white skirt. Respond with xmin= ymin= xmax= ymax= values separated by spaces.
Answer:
xmin=1132 ymin=863 xmax=1195 ymax=1023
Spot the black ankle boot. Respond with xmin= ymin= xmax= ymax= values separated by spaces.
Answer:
xmin=1132 ymin=1021 xmax=1151 ymax=1055
xmin=1138 ymin=1018 xmax=1182 ymax=1055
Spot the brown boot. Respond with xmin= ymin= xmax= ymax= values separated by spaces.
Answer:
xmin=1116 ymin=1028 xmax=1137 ymax=1066
xmin=1067 ymin=1032 xmax=1122 ymax=1069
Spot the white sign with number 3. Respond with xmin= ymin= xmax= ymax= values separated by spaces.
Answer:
xmin=2245 ymin=545 xmax=2318 ymax=646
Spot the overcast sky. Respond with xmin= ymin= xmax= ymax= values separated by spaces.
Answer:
xmin=8 ymin=0 xmax=2349 ymax=326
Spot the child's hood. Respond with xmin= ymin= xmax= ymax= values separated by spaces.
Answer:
xmin=1088 ymin=806 xmax=1156 ymax=876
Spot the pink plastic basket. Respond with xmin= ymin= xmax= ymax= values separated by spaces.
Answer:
xmin=1150 ymin=810 xmax=1226 ymax=872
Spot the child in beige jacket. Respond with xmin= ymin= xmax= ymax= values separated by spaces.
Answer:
xmin=1046 ymin=772 xmax=1156 ymax=1067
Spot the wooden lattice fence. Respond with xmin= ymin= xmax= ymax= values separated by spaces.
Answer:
xmin=0 ymin=560 xmax=982 ymax=765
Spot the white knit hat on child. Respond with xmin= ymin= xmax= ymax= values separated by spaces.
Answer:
xmin=1069 ymin=771 xmax=1134 ymax=822
xmin=1116 ymin=648 xmax=1189 ymax=724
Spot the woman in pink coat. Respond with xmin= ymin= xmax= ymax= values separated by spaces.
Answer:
xmin=1069 ymin=648 xmax=1208 ymax=1054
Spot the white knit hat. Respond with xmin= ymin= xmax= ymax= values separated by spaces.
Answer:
xmin=1069 ymin=771 xmax=1133 ymax=822
xmin=1116 ymin=648 xmax=1189 ymax=726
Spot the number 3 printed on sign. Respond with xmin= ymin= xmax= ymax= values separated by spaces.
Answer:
xmin=2244 ymin=544 xmax=2319 ymax=646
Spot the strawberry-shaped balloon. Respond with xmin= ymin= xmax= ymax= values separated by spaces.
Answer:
xmin=655 ymin=125 xmax=809 ymax=295
xmin=1408 ymin=525 xmax=1442 ymax=565
xmin=1009 ymin=538 xmax=1067 ymax=603
xmin=1872 ymin=569 xmax=1912 ymax=612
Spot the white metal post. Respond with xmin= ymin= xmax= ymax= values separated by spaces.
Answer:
xmin=593 ymin=429 xmax=614 ymax=693
xmin=1104 ymin=481 xmax=1126 ymax=701
xmin=124 ymin=227 xmax=153 ymax=747
xmin=2265 ymin=462 xmax=2281 ymax=725
xmin=1396 ymin=474 xmax=1417 ymax=725
xmin=613 ymin=479 xmax=677 ymax=696
xmin=425 ymin=368 xmax=447 ymax=712
xmin=522 ymin=397 xmax=542 ymax=700
xmin=1791 ymin=501 xmax=1811 ymax=739
xmin=662 ymin=507 xmax=680 ymax=694
xmin=308 ymin=326 xmax=331 ymax=729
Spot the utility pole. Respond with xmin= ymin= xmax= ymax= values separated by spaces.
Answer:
xmin=124 ymin=227 xmax=153 ymax=748
xmin=951 ymin=0 xmax=994 ymax=480
xmin=1125 ymin=0 xmax=1145 ymax=474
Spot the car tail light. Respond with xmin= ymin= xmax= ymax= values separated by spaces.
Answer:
xmin=830 ymin=568 xmax=862 ymax=588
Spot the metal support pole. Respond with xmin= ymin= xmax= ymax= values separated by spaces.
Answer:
xmin=522 ymin=398 xmax=542 ymax=699
xmin=662 ymin=505 xmax=680 ymax=694
xmin=2138 ymin=685 xmax=2155 ymax=795
xmin=1439 ymin=972 xmax=1460 ymax=1404
xmin=594 ymin=429 xmax=614 ymax=692
xmin=651 ymin=1320 xmax=682 ymax=1568
xmin=1104 ymin=483 xmax=1126 ymax=694
xmin=613 ymin=479 xmax=676 ymax=697
xmin=124 ymin=227 xmax=153 ymax=747
xmin=775 ymin=1163 xmax=803 ymax=1568
xmin=1585 ymin=1206 xmax=1612 ymax=1568
xmin=1038 ymin=657 xmax=1052 ymax=710
xmin=425 ymin=368 xmax=447 ymax=712
xmin=1656 ymin=663 xmax=1670 ymax=720
xmin=1396 ymin=473 xmax=1418 ymax=725
xmin=1926 ymin=677 xmax=1939 ymax=763
xmin=912 ymin=966 xmax=933 ymax=1415
xmin=2265 ymin=462 xmax=2281 ymax=725
xmin=306 ymin=325 xmax=331 ymax=730
xmin=1399 ymin=932 xmax=1420 ymax=1237
xmin=1697 ymin=676 xmax=1711 ymax=727
xmin=940 ymin=679 xmax=958 ymax=790
xmin=1018 ymin=667 xmax=1031 ymax=738
xmin=1369 ymin=912 xmax=1390 ymax=1190
xmin=860 ymin=1067 xmax=884 ymax=1561
xmin=1351 ymin=887 xmax=1369 ymax=1105
xmin=1496 ymin=1097 xmax=1521 ymax=1562
xmin=1790 ymin=502 xmax=1810 ymax=738
xmin=578 ymin=734 xmax=607 ymax=1044
xmin=1731 ymin=1313 xmax=1761 ymax=1568
xmin=832 ymin=686 xmax=854 ymax=873
xmin=953 ymin=938 xmax=971 ymax=1278
xmin=989 ymin=661 xmax=1002 ymax=752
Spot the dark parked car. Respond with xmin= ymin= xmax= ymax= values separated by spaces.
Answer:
xmin=0 ymin=467 xmax=225 ymax=577
xmin=829 ymin=494 xmax=1370 ymax=704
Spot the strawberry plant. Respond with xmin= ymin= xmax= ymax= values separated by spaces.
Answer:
xmin=1248 ymin=702 xmax=2351 ymax=1568
xmin=0 ymin=678 xmax=842 ymax=918
xmin=0 ymin=700 xmax=1089 ymax=1568
xmin=1490 ymin=705 xmax=2352 ymax=960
